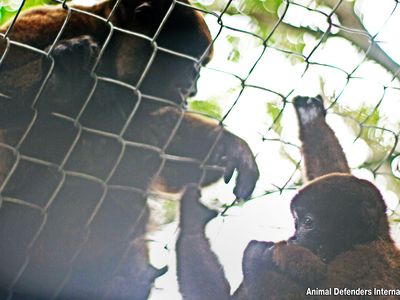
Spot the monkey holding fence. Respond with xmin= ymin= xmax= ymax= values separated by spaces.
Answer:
xmin=0 ymin=0 xmax=259 ymax=299
xmin=176 ymin=95 xmax=400 ymax=299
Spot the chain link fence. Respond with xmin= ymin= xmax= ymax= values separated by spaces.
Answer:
xmin=0 ymin=0 xmax=399 ymax=299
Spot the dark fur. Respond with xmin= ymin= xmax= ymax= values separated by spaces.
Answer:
xmin=293 ymin=95 xmax=350 ymax=181
xmin=0 ymin=0 xmax=259 ymax=299
xmin=176 ymin=185 xmax=230 ymax=300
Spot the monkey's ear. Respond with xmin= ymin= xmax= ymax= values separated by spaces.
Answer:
xmin=360 ymin=192 xmax=385 ymax=234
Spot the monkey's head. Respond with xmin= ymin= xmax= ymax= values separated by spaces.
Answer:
xmin=289 ymin=173 xmax=391 ymax=262
xmin=113 ymin=0 xmax=213 ymax=104
xmin=293 ymin=95 xmax=326 ymax=126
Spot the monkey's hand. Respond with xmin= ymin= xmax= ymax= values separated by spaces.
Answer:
xmin=46 ymin=35 xmax=99 ymax=78
xmin=39 ymin=36 xmax=99 ymax=116
xmin=236 ymin=240 xmax=306 ymax=299
xmin=154 ymin=110 xmax=259 ymax=198
xmin=272 ymin=241 xmax=327 ymax=285
xmin=215 ymin=131 xmax=259 ymax=200
xmin=242 ymin=240 xmax=276 ymax=281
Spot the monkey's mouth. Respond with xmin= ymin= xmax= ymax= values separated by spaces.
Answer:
xmin=177 ymin=79 xmax=198 ymax=98
xmin=179 ymin=86 xmax=197 ymax=98
xmin=176 ymin=86 xmax=197 ymax=107
xmin=176 ymin=66 xmax=199 ymax=100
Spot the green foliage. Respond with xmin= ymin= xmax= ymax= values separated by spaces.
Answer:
xmin=357 ymin=106 xmax=380 ymax=127
xmin=189 ymin=99 xmax=222 ymax=120
xmin=162 ymin=200 xmax=177 ymax=225
xmin=261 ymin=0 xmax=283 ymax=14
xmin=266 ymin=101 xmax=283 ymax=134
xmin=0 ymin=0 xmax=52 ymax=25
xmin=239 ymin=0 xmax=282 ymax=16
xmin=226 ymin=35 xmax=241 ymax=62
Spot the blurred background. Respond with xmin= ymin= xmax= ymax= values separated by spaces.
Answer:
xmin=1 ymin=0 xmax=399 ymax=298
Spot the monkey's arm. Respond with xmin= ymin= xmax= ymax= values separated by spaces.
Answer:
xmin=176 ymin=185 xmax=231 ymax=300
xmin=293 ymin=96 xmax=350 ymax=181
xmin=162 ymin=111 xmax=260 ymax=199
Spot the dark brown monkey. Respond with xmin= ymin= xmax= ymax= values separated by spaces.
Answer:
xmin=177 ymin=174 xmax=400 ymax=299
xmin=293 ymin=95 xmax=350 ymax=181
xmin=0 ymin=0 xmax=259 ymax=299
xmin=0 ymin=0 xmax=258 ymax=197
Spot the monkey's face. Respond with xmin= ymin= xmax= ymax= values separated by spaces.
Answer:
xmin=145 ymin=1 xmax=213 ymax=104
xmin=289 ymin=203 xmax=341 ymax=262
xmin=118 ymin=0 xmax=213 ymax=104
xmin=289 ymin=174 xmax=389 ymax=262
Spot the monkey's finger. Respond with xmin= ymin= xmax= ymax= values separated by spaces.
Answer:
xmin=233 ymin=159 xmax=260 ymax=200
xmin=243 ymin=240 xmax=276 ymax=272
xmin=223 ymin=163 xmax=235 ymax=184
xmin=149 ymin=265 xmax=168 ymax=280
xmin=220 ymin=134 xmax=259 ymax=198
xmin=233 ymin=172 xmax=258 ymax=200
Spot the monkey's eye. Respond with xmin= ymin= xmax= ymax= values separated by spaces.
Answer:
xmin=302 ymin=216 xmax=313 ymax=229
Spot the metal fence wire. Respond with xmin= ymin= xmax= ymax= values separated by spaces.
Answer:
xmin=0 ymin=0 xmax=399 ymax=299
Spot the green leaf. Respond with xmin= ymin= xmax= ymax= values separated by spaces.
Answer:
xmin=162 ymin=200 xmax=177 ymax=224
xmin=266 ymin=102 xmax=283 ymax=134
xmin=189 ymin=99 xmax=222 ymax=120
xmin=0 ymin=0 xmax=54 ymax=25
xmin=226 ymin=35 xmax=242 ymax=62
xmin=228 ymin=48 xmax=241 ymax=62
xmin=262 ymin=0 xmax=283 ymax=14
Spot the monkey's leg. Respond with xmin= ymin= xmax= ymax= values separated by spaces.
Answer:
xmin=50 ymin=189 xmax=164 ymax=300
xmin=293 ymin=96 xmax=350 ymax=181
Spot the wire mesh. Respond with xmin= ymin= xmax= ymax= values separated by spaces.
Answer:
xmin=0 ymin=0 xmax=399 ymax=299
